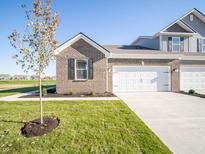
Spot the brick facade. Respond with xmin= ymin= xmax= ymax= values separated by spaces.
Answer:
xmin=56 ymin=39 xmax=107 ymax=94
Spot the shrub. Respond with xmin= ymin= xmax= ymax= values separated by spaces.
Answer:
xmin=188 ymin=89 xmax=195 ymax=94
xmin=90 ymin=91 xmax=96 ymax=96
xmin=42 ymin=88 xmax=47 ymax=95
xmin=68 ymin=91 xmax=73 ymax=95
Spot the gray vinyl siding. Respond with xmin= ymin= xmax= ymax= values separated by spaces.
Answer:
xmin=182 ymin=13 xmax=205 ymax=37
xmin=165 ymin=23 xmax=188 ymax=32
xmin=188 ymin=36 xmax=198 ymax=52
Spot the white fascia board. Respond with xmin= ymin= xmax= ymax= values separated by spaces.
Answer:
xmin=109 ymin=53 xmax=183 ymax=59
xmin=54 ymin=33 xmax=110 ymax=57
xmin=159 ymin=32 xmax=196 ymax=36
xmin=109 ymin=53 xmax=205 ymax=60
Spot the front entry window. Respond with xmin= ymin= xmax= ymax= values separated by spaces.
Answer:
xmin=75 ymin=59 xmax=88 ymax=80
xmin=172 ymin=37 xmax=180 ymax=52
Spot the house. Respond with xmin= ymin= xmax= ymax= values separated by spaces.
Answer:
xmin=0 ymin=74 xmax=11 ymax=80
xmin=55 ymin=8 xmax=205 ymax=94
xmin=30 ymin=75 xmax=39 ymax=80
xmin=12 ymin=75 xmax=29 ymax=80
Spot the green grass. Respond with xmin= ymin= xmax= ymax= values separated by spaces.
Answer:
xmin=0 ymin=85 xmax=55 ymax=97
xmin=0 ymin=80 xmax=55 ymax=97
xmin=0 ymin=100 xmax=171 ymax=154
xmin=0 ymin=80 xmax=55 ymax=85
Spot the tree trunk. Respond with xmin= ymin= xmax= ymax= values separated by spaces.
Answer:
xmin=39 ymin=74 xmax=43 ymax=124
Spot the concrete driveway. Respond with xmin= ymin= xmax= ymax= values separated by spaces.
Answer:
xmin=116 ymin=92 xmax=205 ymax=154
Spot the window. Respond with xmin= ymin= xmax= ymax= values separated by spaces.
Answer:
xmin=75 ymin=59 xmax=88 ymax=80
xmin=202 ymin=39 xmax=205 ymax=53
xmin=172 ymin=37 xmax=181 ymax=52
xmin=190 ymin=14 xmax=194 ymax=21
xmin=198 ymin=38 xmax=205 ymax=53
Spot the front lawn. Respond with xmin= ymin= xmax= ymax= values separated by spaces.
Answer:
xmin=0 ymin=83 xmax=55 ymax=97
xmin=0 ymin=80 xmax=55 ymax=91
xmin=0 ymin=100 xmax=171 ymax=154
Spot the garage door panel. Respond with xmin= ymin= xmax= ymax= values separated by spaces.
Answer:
xmin=113 ymin=66 xmax=170 ymax=92
xmin=180 ymin=66 xmax=205 ymax=91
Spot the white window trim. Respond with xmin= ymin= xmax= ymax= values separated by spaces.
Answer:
xmin=172 ymin=37 xmax=181 ymax=52
xmin=75 ymin=59 xmax=89 ymax=80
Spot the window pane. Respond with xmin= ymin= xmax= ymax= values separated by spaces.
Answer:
xmin=203 ymin=39 xmax=205 ymax=45
xmin=77 ymin=70 xmax=87 ymax=79
xmin=202 ymin=46 xmax=205 ymax=53
xmin=172 ymin=37 xmax=180 ymax=45
xmin=172 ymin=45 xmax=180 ymax=52
xmin=77 ymin=60 xmax=87 ymax=69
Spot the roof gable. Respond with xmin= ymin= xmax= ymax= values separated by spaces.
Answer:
xmin=161 ymin=20 xmax=196 ymax=33
xmin=154 ymin=8 xmax=205 ymax=37
xmin=165 ymin=23 xmax=189 ymax=32
xmin=180 ymin=8 xmax=205 ymax=24
xmin=55 ymin=32 xmax=110 ymax=57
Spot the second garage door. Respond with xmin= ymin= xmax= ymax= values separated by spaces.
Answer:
xmin=180 ymin=66 xmax=205 ymax=91
xmin=113 ymin=66 xmax=170 ymax=92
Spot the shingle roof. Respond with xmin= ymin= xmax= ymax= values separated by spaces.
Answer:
xmin=103 ymin=45 xmax=160 ymax=54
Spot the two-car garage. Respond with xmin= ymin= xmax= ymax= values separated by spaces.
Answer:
xmin=112 ymin=65 xmax=205 ymax=92
xmin=113 ymin=66 xmax=171 ymax=92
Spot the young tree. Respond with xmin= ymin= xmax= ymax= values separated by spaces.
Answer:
xmin=8 ymin=0 xmax=60 ymax=124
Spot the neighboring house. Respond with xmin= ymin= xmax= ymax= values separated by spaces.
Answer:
xmin=0 ymin=74 xmax=11 ymax=80
xmin=55 ymin=8 xmax=205 ymax=94
xmin=30 ymin=75 xmax=39 ymax=80
xmin=42 ymin=76 xmax=53 ymax=80
xmin=12 ymin=75 xmax=29 ymax=80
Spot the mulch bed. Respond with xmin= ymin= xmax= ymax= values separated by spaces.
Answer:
xmin=21 ymin=88 xmax=116 ymax=98
xmin=21 ymin=116 xmax=60 ymax=137
xmin=179 ymin=91 xmax=205 ymax=98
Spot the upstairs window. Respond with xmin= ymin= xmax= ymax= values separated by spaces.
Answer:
xmin=198 ymin=38 xmax=205 ymax=53
xmin=172 ymin=37 xmax=181 ymax=52
xmin=202 ymin=39 xmax=205 ymax=53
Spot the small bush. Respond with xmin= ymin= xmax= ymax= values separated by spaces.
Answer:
xmin=188 ymin=89 xmax=195 ymax=94
xmin=68 ymin=91 xmax=73 ymax=95
xmin=42 ymin=88 xmax=47 ymax=95
xmin=90 ymin=91 xmax=96 ymax=96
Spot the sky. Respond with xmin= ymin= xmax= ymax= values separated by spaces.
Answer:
xmin=0 ymin=0 xmax=205 ymax=76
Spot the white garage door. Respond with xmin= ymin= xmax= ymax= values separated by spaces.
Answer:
xmin=113 ymin=66 xmax=170 ymax=92
xmin=180 ymin=66 xmax=205 ymax=91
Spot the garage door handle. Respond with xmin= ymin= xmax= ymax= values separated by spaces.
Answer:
xmin=164 ymin=84 xmax=169 ymax=86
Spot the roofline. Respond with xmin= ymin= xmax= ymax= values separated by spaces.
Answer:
xmin=109 ymin=53 xmax=205 ymax=60
xmin=179 ymin=8 xmax=205 ymax=21
xmin=154 ymin=31 xmax=196 ymax=37
xmin=55 ymin=32 xmax=110 ymax=56
xmin=154 ymin=8 xmax=205 ymax=37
